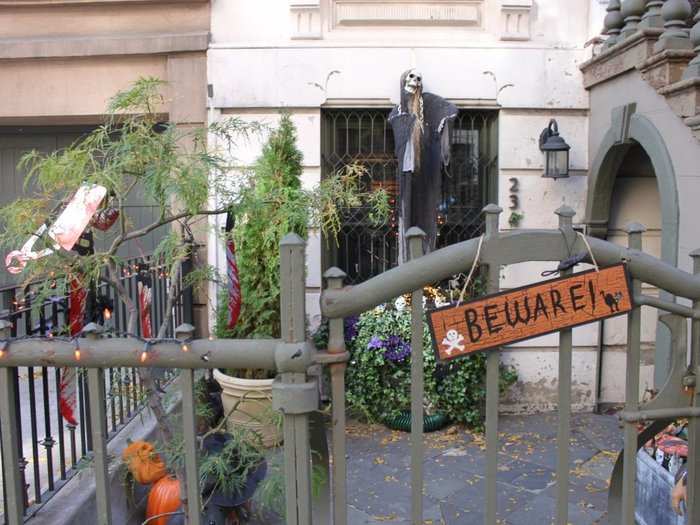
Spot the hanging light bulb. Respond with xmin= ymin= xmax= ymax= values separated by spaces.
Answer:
xmin=181 ymin=343 xmax=190 ymax=353
xmin=103 ymin=307 xmax=112 ymax=321
xmin=0 ymin=342 xmax=7 ymax=359
xmin=73 ymin=340 xmax=81 ymax=361
xmin=140 ymin=341 xmax=151 ymax=364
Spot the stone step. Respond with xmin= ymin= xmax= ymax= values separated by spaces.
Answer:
xmin=658 ymin=77 xmax=700 ymax=119
xmin=638 ymin=49 xmax=695 ymax=90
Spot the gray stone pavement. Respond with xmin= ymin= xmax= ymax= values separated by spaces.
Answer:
xmin=253 ymin=412 xmax=622 ymax=525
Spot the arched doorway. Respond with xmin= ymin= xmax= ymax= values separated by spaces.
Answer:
xmin=586 ymin=105 xmax=679 ymax=390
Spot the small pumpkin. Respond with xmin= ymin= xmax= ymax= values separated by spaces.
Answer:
xmin=146 ymin=476 xmax=181 ymax=525
xmin=122 ymin=440 xmax=167 ymax=484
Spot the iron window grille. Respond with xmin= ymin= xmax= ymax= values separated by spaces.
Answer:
xmin=321 ymin=108 xmax=498 ymax=284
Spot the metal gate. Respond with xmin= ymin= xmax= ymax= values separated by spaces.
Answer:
xmin=321 ymin=109 xmax=498 ymax=284
xmin=320 ymin=204 xmax=700 ymax=525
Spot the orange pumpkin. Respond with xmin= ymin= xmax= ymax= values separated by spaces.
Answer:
xmin=122 ymin=440 xmax=167 ymax=484
xmin=146 ymin=476 xmax=181 ymax=525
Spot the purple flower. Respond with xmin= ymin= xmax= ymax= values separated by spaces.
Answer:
xmin=344 ymin=316 xmax=359 ymax=341
xmin=383 ymin=336 xmax=411 ymax=363
xmin=367 ymin=336 xmax=384 ymax=350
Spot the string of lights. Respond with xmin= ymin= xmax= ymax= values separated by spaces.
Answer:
xmin=0 ymin=330 xmax=196 ymax=362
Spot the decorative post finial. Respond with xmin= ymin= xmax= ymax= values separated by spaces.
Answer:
xmin=683 ymin=9 xmax=700 ymax=79
xmin=605 ymin=0 xmax=625 ymax=48
xmin=555 ymin=205 xmax=576 ymax=231
xmin=640 ymin=0 xmax=665 ymax=29
xmin=620 ymin=0 xmax=647 ymax=39
xmin=483 ymin=204 xmax=502 ymax=238
xmin=625 ymin=222 xmax=646 ymax=251
xmin=654 ymin=0 xmax=693 ymax=52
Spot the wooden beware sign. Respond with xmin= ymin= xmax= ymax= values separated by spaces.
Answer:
xmin=429 ymin=264 xmax=632 ymax=361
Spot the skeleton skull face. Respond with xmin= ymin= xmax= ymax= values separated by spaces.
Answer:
xmin=403 ymin=69 xmax=423 ymax=94
xmin=446 ymin=329 xmax=459 ymax=341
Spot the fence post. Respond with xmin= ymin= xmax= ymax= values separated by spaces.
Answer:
xmin=687 ymin=248 xmax=700 ymax=524
xmin=406 ymin=227 xmax=426 ymax=525
xmin=273 ymin=233 xmax=316 ymax=525
xmin=622 ymin=222 xmax=645 ymax=525
xmin=84 ymin=323 xmax=112 ymax=525
xmin=324 ymin=266 xmax=348 ymax=525
xmin=482 ymin=203 xmax=501 ymax=525
xmin=176 ymin=323 xmax=201 ymax=525
xmin=555 ymin=205 xmax=575 ymax=525
xmin=0 ymin=319 xmax=23 ymax=525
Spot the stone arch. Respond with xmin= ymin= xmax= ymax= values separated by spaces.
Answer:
xmin=586 ymin=105 xmax=679 ymax=266
xmin=586 ymin=104 xmax=680 ymax=389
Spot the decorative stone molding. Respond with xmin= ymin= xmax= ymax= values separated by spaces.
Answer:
xmin=290 ymin=0 xmax=322 ymax=39
xmin=332 ymin=0 xmax=483 ymax=28
xmin=638 ymin=49 xmax=695 ymax=89
xmin=500 ymin=0 xmax=532 ymax=41
xmin=658 ymin=77 xmax=700 ymax=118
xmin=580 ymin=29 xmax=661 ymax=88
xmin=0 ymin=32 xmax=209 ymax=59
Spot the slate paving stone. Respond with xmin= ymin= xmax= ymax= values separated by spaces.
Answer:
xmin=347 ymin=461 xmax=442 ymax=522
xmin=504 ymin=460 xmax=557 ymax=491
xmin=575 ymin=450 xmax=618 ymax=482
xmin=501 ymin=492 xmax=604 ymax=525
xmin=272 ymin=413 xmax=622 ymax=523
xmin=500 ymin=413 xmax=559 ymax=438
xmin=573 ymin=413 xmax=624 ymax=452
xmin=540 ymin=465 xmax=611 ymax=512
xmin=499 ymin=429 xmax=600 ymax=471
xmin=441 ymin=476 xmax=534 ymax=524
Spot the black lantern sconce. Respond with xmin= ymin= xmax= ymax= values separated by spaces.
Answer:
xmin=539 ymin=119 xmax=570 ymax=179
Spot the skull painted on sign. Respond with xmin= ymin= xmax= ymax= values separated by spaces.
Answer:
xmin=403 ymin=69 xmax=423 ymax=95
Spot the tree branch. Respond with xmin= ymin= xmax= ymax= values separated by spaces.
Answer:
xmin=107 ymin=208 xmax=229 ymax=256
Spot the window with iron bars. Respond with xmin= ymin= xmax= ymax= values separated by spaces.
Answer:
xmin=321 ymin=108 xmax=498 ymax=284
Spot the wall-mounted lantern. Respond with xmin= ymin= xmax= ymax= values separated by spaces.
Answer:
xmin=539 ymin=119 xmax=570 ymax=179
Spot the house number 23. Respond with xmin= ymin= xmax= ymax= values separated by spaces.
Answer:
xmin=509 ymin=177 xmax=519 ymax=210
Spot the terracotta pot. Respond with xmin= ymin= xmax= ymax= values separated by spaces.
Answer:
xmin=212 ymin=369 xmax=281 ymax=448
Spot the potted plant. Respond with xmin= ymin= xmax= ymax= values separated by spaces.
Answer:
xmin=133 ymin=379 xmax=271 ymax=524
xmin=213 ymin=113 xmax=389 ymax=447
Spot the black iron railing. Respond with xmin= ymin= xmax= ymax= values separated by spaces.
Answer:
xmin=0 ymin=254 xmax=192 ymax=521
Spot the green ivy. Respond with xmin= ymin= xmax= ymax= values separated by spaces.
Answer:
xmin=339 ymin=297 xmax=517 ymax=430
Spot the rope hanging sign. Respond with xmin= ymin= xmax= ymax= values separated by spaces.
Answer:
xmin=428 ymin=263 xmax=633 ymax=362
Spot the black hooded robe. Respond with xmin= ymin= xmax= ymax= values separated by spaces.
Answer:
xmin=389 ymin=76 xmax=457 ymax=261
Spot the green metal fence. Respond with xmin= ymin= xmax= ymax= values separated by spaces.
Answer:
xmin=321 ymin=204 xmax=700 ymax=525
xmin=0 ymin=206 xmax=699 ymax=525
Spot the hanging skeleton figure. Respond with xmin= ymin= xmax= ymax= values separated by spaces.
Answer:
xmin=389 ymin=69 xmax=457 ymax=261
